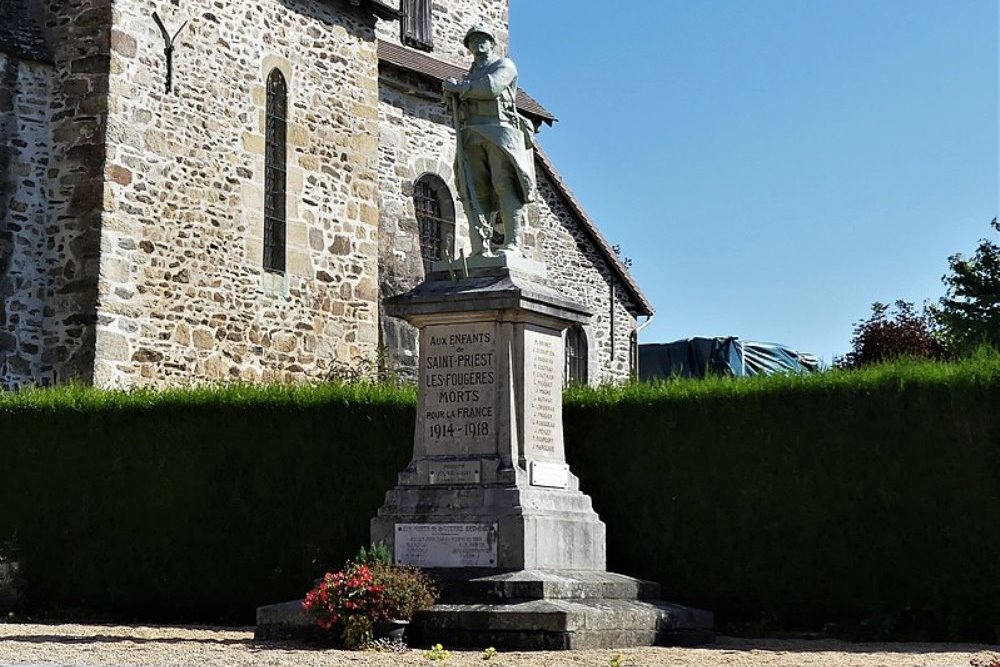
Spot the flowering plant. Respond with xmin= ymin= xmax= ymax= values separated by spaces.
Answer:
xmin=302 ymin=563 xmax=383 ymax=630
xmin=302 ymin=548 xmax=437 ymax=648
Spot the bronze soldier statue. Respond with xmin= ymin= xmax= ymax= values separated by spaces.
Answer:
xmin=443 ymin=25 xmax=536 ymax=258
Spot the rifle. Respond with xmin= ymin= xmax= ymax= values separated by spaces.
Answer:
xmin=447 ymin=92 xmax=492 ymax=252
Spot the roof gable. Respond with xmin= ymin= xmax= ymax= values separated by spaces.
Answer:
xmin=534 ymin=145 xmax=654 ymax=317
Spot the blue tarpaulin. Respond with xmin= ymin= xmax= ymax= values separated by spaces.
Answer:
xmin=639 ymin=337 xmax=820 ymax=381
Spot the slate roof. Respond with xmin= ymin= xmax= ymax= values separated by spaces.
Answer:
xmin=533 ymin=145 xmax=654 ymax=317
xmin=377 ymin=39 xmax=556 ymax=126
xmin=0 ymin=0 xmax=52 ymax=63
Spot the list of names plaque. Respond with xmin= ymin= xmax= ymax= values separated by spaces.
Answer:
xmin=523 ymin=326 xmax=565 ymax=461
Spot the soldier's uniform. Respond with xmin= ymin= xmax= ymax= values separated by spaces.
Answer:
xmin=450 ymin=27 xmax=536 ymax=255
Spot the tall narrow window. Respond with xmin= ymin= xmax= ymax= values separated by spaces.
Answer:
xmin=401 ymin=0 xmax=433 ymax=51
xmin=629 ymin=329 xmax=639 ymax=381
xmin=264 ymin=68 xmax=287 ymax=274
xmin=565 ymin=326 xmax=589 ymax=387
xmin=413 ymin=174 xmax=455 ymax=271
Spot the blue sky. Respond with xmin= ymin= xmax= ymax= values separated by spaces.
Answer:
xmin=510 ymin=1 xmax=998 ymax=363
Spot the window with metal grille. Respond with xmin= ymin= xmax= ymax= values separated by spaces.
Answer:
xmin=413 ymin=174 xmax=454 ymax=270
xmin=401 ymin=0 xmax=433 ymax=51
xmin=565 ymin=326 xmax=588 ymax=387
xmin=263 ymin=68 xmax=287 ymax=274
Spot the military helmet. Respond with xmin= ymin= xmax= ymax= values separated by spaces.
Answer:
xmin=463 ymin=24 xmax=496 ymax=48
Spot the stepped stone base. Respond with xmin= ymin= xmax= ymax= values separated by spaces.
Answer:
xmin=410 ymin=570 xmax=714 ymax=649
xmin=254 ymin=570 xmax=714 ymax=649
xmin=255 ymin=599 xmax=328 ymax=643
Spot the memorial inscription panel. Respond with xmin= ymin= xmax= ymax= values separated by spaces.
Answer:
xmin=395 ymin=523 xmax=498 ymax=568
xmin=522 ymin=326 xmax=565 ymax=462
xmin=419 ymin=323 xmax=498 ymax=456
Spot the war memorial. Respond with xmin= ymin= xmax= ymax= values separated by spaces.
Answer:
xmin=258 ymin=25 xmax=713 ymax=650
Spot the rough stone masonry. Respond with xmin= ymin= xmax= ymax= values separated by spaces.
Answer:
xmin=1 ymin=0 xmax=653 ymax=390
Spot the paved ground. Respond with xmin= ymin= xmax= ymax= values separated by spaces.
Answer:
xmin=0 ymin=623 xmax=998 ymax=667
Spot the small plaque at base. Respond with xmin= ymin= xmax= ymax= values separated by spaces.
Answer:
xmin=429 ymin=461 xmax=481 ymax=485
xmin=530 ymin=460 xmax=569 ymax=489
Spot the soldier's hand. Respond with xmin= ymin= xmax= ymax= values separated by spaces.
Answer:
xmin=442 ymin=77 xmax=466 ymax=94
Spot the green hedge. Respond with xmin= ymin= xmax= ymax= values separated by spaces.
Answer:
xmin=563 ymin=351 xmax=1000 ymax=641
xmin=0 ymin=383 xmax=415 ymax=622
xmin=1 ymin=353 xmax=998 ymax=639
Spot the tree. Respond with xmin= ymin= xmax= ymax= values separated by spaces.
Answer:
xmin=836 ymin=300 xmax=948 ymax=369
xmin=932 ymin=218 xmax=1000 ymax=355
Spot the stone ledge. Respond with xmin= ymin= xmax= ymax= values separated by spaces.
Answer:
xmin=443 ymin=570 xmax=662 ymax=603
xmin=409 ymin=598 xmax=714 ymax=649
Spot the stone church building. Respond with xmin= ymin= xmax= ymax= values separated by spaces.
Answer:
xmin=0 ymin=0 xmax=652 ymax=391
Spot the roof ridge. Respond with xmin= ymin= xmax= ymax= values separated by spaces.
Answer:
xmin=533 ymin=143 xmax=653 ymax=317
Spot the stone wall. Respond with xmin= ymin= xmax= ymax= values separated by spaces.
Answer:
xmin=0 ymin=0 xmax=113 ymax=390
xmin=378 ymin=66 xmax=460 ymax=379
xmin=94 ymin=0 xmax=382 ymax=387
xmin=377 ymin=66 xmax=638 ymax=384
xmin=0 ymin=55 xmax=54 ymax=389
xmin=534 ymin=169 xmax=639 ymax=384
xmin=376 ymin=0 xmax=510 ymax=65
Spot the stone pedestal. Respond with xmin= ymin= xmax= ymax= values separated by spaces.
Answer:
xmin=369 ymin=260 xmax=713 ymax=649
xmin=255 ymin=260 xmax=713 ymax=647
xmin=371 ymin=261 xmax=605 ymax=572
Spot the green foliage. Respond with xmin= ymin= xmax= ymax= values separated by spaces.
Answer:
xmin=836 ymin=300 xmax=947 ymax=368
xmin=423 ymin=643 xmax=451 ymax=662
xmin=0 ymin=382 xmax=415 ymax=623
xmin=2 ymin=363 xmax=999 ymax=641
xmin=355 ymin=542 xmax=392 ymax=566
xmin=565 ymin=351 xmax=1000 ymax=642
xmin=365 ymin=562 xmax=437 ymax=621
xmin=342 ymin=614 xmax=373 ymax=650
xmin=933 ymin=218 xmax=1000 ymax=356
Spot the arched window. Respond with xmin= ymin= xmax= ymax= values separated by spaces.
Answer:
xmin=565 ymin=325 xmax=588 ymax=387
xmin=413 ymin=174 xmax=455 ymax=269
xmin=263 ymin=68 xmax=287 ymax=273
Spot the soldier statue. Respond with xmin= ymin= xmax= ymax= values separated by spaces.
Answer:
xmin=443 ymin=25 xmax=537 ymax=258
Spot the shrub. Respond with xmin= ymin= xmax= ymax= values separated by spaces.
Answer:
xmin=836 ymin=300 xmax=948 ymax=368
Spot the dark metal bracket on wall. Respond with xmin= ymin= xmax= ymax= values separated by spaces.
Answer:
xmin=152 ymin=11 xmax=188 ymax=94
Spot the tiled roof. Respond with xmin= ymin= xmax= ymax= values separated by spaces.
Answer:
xmin=377 ymin=39 xmax=556 ymax=126
xmin=534 ymin=145 xmax=654 ymax=317
xmin=0 ymin=0 xmax=52 ymax=64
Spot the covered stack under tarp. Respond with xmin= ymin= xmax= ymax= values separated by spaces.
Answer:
xmin=639 ymin=337 xmax=820 ymax=381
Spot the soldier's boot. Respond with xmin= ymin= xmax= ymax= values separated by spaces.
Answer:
xmin=498 ymin=192 xmax=524 ymax=255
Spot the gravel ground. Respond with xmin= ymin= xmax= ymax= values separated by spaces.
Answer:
xmin=1 ymin=623 xmax=998 ymax=667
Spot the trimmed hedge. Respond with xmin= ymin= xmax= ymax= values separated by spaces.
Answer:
xmin=564 ymin=351 xmax=1000 ymax=641
xmin=1 ymin=352 xmax=998 ymax=639
xmin=0 ymin=383 xmax=415 ymax=622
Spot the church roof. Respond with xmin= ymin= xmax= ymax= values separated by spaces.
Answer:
xmin=0 ymin=0 xmax=52 ymax=64
xmin=534 ymin=145 xmax=654 ymax=317
xmin=377 ymin=39 xmax=556 ymax=126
